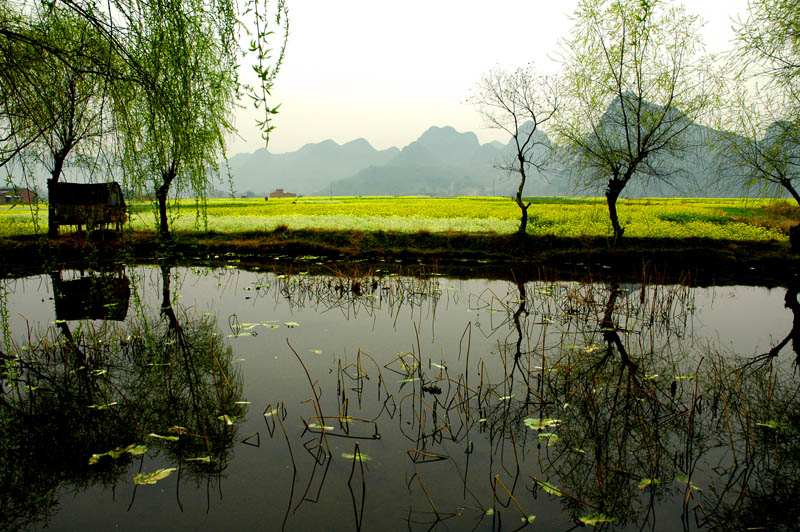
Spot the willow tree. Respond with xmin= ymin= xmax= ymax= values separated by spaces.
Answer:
xmin=0 ymin=0 xmax=288 ymax=237
xmin=471 ymin=65 xmax=559 ymax=236
xmin=33 ymin=8 xmax=109 ymax=236
xmin=0 ymin=2 xmax=49 ymax=170
xmin=553 ymin=0 xmax=717 ymax=245
xmin=108 ymin=1 xmax=234 ymax=237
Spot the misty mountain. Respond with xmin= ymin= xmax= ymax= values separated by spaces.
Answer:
xmin=316 ymin=124 xmax=569 ymax=197
xmin=4 ymin=97 xmax=775 ymax=200
xmin=221 ymin=138 xmax=399 ymax=196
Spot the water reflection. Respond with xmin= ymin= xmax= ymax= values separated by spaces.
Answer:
xmin=1 ymin=265 xmax=798 ymax=531
xmin=0 ymin=263 xmax=243 ymax=531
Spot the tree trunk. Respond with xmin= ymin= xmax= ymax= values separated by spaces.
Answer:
xmin=47 ymin=149 xmax=68 ymax=238
xmin=156 ymin=168 xmax=177 ymax=238
xmin=785 ymin=183 xmax=800 ymax=253
xmin=605 ymin=178 xmax=625 ymax=246
xmin=515 ymin=162 xmax=531 ymax=236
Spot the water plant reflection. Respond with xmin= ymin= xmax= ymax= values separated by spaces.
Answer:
xmin=0 ymin=263 xmax=243 ymax=531
xmin=262 ymin=274 xmax=798 ymax=530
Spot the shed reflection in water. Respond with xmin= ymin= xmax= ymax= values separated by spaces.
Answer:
xmin=0 ymin=264 xmax=243 ymax=532
xmin=0 ymin=265 xmax=798 ymax=531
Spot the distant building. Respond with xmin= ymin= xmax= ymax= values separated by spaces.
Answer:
xmin=0 ymin=187 xmax=36 ymax=205
xmin=269 ymin=188 xmax=297 ymax=199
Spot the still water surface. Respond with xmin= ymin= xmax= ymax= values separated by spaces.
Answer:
xmin=1 ymin=264 xmax=798 ymax=531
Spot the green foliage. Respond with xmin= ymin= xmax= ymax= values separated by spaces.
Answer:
xmin=555 ymin=0 xmax=720 ymax=242
xmin=725 ymin=0 xmax=800 ymax=207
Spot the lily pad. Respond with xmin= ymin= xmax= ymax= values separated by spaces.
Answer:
xmin=218 ymin=414 xmax=235 ymax=425
xmin=756 ymin=420 xmax=791 ymax=430
xmin=579 ymin=512 xmax=615 ymax=526
xmin=538 ymin=433 xmax=559 ymax=446
xmin=536 ymin=480 xmax=562 ymax=496
xmin=341 ymin=452 xmax=371 ymax=462
xmin=134 ymin=468 xmax=177 ymax=485
xmin=308 ymin=423 xmax=334 ymax=431
xmin=148 ymin=433 xmax=180 ymax=442
xmin=638 ymin=478 xmax=660 ymax=489
xmin=88 ymin=444 xmax=148 ymax=465
xmin=523 ymin=418 xmax=561 ymax=430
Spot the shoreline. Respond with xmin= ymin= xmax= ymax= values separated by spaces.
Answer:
xmin=1 ymin=229 xmax=798 ymax=287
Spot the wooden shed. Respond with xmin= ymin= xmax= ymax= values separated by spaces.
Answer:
xmin=49 ymin=181 xmax=126 ymax=233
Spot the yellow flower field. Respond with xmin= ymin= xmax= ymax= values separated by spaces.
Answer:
xmin=0 ymin=196 xmax=793 ymax=241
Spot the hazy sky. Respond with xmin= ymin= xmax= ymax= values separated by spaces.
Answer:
xmin=229 ymin=0 xmax=751 ymax=155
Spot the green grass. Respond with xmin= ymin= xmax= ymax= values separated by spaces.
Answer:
xmin=1 ymin=196 xmax=796 ymax=241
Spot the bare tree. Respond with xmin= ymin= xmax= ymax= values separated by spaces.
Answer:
xmin=724 ymin=0 xmax=800 ymax=250
xmin=553 ymin=0 xmax=718 ymax=245
xmin=471 ymin=65 xmax=559 ymax=236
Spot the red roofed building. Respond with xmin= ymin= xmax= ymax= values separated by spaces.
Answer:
xmin=269 ymin=188 xmax=297 ymax=199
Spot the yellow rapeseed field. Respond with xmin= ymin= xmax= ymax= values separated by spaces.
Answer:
xmin=0 ymin=196 xmax=792 ymax=241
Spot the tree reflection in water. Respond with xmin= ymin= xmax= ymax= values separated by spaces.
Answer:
xmin=256 ymin=270 xmax=798 ymax=531
xmin=2 ymin=265 xmax=799 ymax=530
xmin=0 ymin=262 xmax=243 ymax=531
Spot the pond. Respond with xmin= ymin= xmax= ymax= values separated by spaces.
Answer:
xmin=1 ymin=262 xmax=798 ymax=531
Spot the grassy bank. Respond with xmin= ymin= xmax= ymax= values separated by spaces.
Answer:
xmin=1 ymin=196 xmax=797 ymax=284
xmin=2 ymin=196 xmax=797 ymax=240
xmin=0 ymin=225 xmax=797 ymax=286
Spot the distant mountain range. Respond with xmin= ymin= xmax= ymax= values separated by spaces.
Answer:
xmin=3 ymin=98 xmax=775 ymax=199
xmin=222 ymin=110 xmax=751 ymax=199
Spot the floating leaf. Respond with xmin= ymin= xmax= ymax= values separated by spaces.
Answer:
xmin=309 ymin=349 xmax=323 ymax=355
xmin=308 ymin=423 xmax=334 ymax=431
xmin=168 ymin=426 xmax=187 ymax=435
xmin=497 ymin=394 xmax=514 ymax=401
xmin=227 ymin=332 xmax=256 ymax=338
xmin=536 ymin=480 xmax=562 ymax=496
xmin=673 ymin=375 xmax=694 ymax=380
xmin=521 ymin=515 xmax=536 ymax=524
xmin=218 ymin=414 xmax=235 ymax=425
xmin=186 ymin=456 xmax=211 ymax=463
xmin=485 ymin=508 xmax=494 ymax=516
xmin=264 ymin=408 xmax=279 ymax=418
xmin=134 ymin=468 xmax=177 ymax=485
xmin=523 ymin=418 xmax=561 ymax=430
xmin=674 ymin=473 xmax=702 ymax=491
xmin=284 ymin=321 xmax=300 ymax=328
xmin=148 ymin=433 xmax=179 ymax=442
xmin=579 ymin=512 xmax=615 ymax=526
xmin=128 ymin=445 xmax=148 ymax=456
xmin=756 ymin=420 xmax=791 ymax=430
xmin=538 ymin=433 xmax=559 ymax=446
xmin=89 ymin=443 xmax=146 ymax=464
xmin=341 ymin=452 xmax=371 ymax=462
xmin=638 ymin=478 xmax=660 ymax=489
xmin=88 ymin=402 xmax=117 ymax=410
